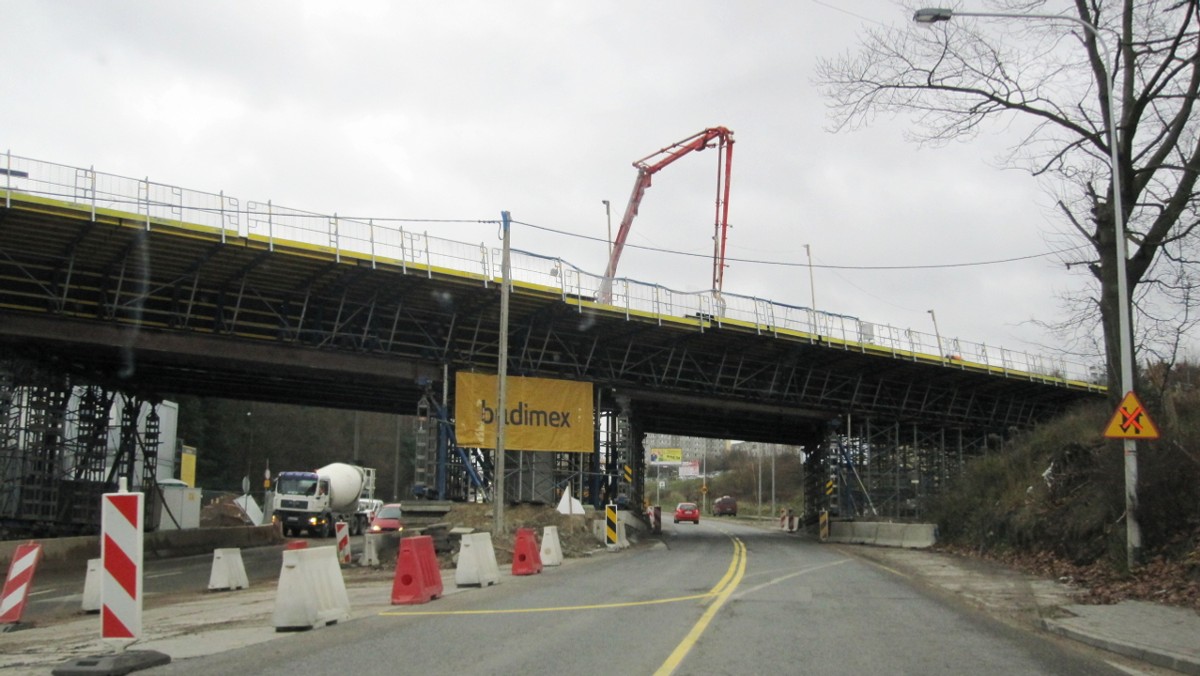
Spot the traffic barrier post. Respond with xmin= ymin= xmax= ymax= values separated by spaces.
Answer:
xmin=101 ymin=489 xmax=143 ymax=648
xmin=0 ymin=542 xmax=43 ymax=627
xmin=335 ymin=521 xmax=351 ymax=566
xmin=605 ymin=503 xmax=619 ymax=551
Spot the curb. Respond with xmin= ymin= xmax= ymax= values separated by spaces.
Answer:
xmin=1040 ymin=616 xmax=1200 ymax=675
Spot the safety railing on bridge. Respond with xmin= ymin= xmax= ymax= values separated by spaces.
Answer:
xmin=1 ymin=151 xmax=1103 ymax=388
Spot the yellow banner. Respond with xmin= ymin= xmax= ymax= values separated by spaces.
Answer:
xmin=454 ymin=372 xmax=594 ymax=452
xmin=180 ymin=446 xmax=197 ymax=487
xmin=650 ymin=448 xmax=682 ymax=464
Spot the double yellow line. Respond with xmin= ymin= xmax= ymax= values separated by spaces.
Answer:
xmin=654 ymin=537 xmax=747 ymax=676
xmin=379 ymin=535 xmax=748 ymax=676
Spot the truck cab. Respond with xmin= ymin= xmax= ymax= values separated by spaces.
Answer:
xmin=272 ymin=463 xmax=377 ymax=537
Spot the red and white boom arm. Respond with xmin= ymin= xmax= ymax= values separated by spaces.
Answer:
xmin=599 ymin=127 xmax=734 ymax=301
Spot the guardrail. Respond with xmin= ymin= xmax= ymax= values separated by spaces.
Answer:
xmin=0 ymin=151 xmax=1103 ymax=388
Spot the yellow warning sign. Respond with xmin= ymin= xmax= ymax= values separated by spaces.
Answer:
xmin=1103 ymin=391 xmax=1160 ymax=440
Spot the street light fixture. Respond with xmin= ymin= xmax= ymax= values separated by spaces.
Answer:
xmin=913 ymin=7 xmax=1140 ymax=567
xmin=927 ymin=309 xmax=943 ymax=359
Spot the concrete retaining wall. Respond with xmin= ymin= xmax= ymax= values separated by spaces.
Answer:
xmin=826 ymin=521 xmax=937 ymax=549
xmin=0 ymin=525 xmax=283 ymax=575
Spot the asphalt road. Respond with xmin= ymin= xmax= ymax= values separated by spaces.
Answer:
xmin=136 ymin=521 xmax=1125 ymax=676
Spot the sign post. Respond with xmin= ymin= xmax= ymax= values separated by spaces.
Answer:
xmin=101 ymin=487 xmax=143 ymax=648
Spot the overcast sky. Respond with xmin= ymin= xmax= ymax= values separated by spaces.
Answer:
xmin=4 ymin=1 xmax=1097 ymax=366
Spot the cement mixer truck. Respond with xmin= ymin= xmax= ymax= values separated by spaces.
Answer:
xmin=272 ymin=463 xmax=377 ymax=537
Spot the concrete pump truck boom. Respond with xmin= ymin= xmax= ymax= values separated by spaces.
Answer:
xmin=597 ymin=126 xmax=734 ymax=303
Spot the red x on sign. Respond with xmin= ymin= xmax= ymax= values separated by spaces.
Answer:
xmin=1103 ymin=391 xmax=1160 ymax=440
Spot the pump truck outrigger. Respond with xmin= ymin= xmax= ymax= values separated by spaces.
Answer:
xmin=272 ymin=462 xmax=377 ymax=537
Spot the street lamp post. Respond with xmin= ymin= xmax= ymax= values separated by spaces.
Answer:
xmin=494 ymin=210 xmax=512 ymax=536
xmin=927 ymin=309 xmax=943 ymax=358
xmin=804 ymin=244 xmax=816 ymax=311
xmin=602 ymin=200 xmax=613 ymax=261
xmin=914 ymin=7 xmax=1140 ymax=567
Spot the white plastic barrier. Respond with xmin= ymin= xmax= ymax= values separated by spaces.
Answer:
xmin=454 ymin=532 xmax=500 ymax=587
xmin=540 ymin=526 xmax=564 ymax=566
xmin=207 ymin=548 xmax=249 ymax=591
xmin=80 ymin=558 xmax=101 ymax=613
xmin=360 ymin=534 xmax=380 ymax=567
xmin=272 ymin=546 xmax=350 ymax=631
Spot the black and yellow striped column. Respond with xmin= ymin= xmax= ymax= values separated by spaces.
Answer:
xmin=605 ymin=503 xmax=619 ymax=549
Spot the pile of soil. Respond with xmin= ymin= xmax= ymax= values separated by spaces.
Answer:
xmin=199 ymin=495 xmax=254 ymax=527
xmin=438 ymin=503 xmax=605 ymax=564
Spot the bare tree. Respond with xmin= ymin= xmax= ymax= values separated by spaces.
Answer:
xmin=816 ymin=0 xmax=1200 ymax=400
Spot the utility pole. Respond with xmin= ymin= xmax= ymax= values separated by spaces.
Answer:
xmin=493 ymin=210 xmax=512 ymax=536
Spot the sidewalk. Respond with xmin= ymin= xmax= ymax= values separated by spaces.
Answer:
xmin=839 ymin=543 xmax=1200 ymax=675
xmin=1040 ymin=601 xmax=1200 ymax=675
xmin=0 ymin=565 xmax=405 ymax=675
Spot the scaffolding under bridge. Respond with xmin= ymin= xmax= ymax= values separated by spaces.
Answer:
xmin=0 ymin=356 xmax=168 ymax=538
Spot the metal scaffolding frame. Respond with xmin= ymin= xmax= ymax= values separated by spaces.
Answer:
xmin=806 ymin=416 xmax=998 ymax=522
xmin=0 ymin=358 xmax=166 ymax=537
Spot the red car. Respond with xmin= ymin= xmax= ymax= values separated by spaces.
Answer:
xmin=368 ymin=503 xmax=405 ymax=533
xmin=674 ymin=502 xmax=700 ymax=524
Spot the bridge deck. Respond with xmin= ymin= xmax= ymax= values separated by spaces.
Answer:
xmin=1 ymin=172 xmax=1103 ymax=442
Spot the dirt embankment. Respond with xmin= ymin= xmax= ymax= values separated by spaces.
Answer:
xmin=436 ymin=503 xmax=604 ymax=564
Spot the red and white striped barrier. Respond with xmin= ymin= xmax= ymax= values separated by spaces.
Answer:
xmin=0 ymin=542 xmax=43 ymax=626
xmin=101 ymin=490 xmax=144 ymax=647
xmin=335 ymin=521 xmax=351 ymax=565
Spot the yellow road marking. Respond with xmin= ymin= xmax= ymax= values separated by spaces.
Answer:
xmin=654 ymin=537 xmax=747 ymax=676
xmin=379 ymin=592 xmax=715 ymax=617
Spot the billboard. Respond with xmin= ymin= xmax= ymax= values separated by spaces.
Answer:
xmin=679 ymin=460 xmax=701 ymax=478
xmin=649 ymin=447 xmax=683 ymax=464
xmin=454 ymin=372 xmax=594 ymax=453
